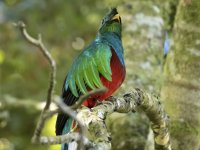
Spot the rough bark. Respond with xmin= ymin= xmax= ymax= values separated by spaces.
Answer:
xmin=76 ymin=88 xmax=171 ymax=150
xmin=161 ymin=0 xmax=200 ymax=149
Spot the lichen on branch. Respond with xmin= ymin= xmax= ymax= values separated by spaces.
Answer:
xmin=76 ymin=88 xmax=171 ymax=150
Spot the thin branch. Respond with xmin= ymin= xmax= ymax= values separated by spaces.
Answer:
xmin=54 ymin=98 xmax=86 ymax=150
xmin=14 ymin=21 xmax=56 ymax=142
xmin=14 ymin=21 xmax=56 ymax=110
xmin=40 ymin=132 xmax=80 ymax=145
xmin=39 ymin=132 xmax=94 ymax=147
xmin=71 ymin=87 xmax=107 ymax=109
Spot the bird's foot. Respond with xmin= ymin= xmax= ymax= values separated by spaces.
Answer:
xmin=105 ymin=96 xmax=116 ymax=101
xmin=94 ymin=99 xmax=102 ymax=106
xmin=70 ymin=120 xmax=79 ymax=132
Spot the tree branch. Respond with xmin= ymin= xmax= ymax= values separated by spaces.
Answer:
xmin=131 ymin=89 xmax=171 ymax=150
xmin=14 ymin=21 xmax=56 ymax=110
xmin=71 ymin=87 xmax=107 ymax=109
xmin=14 ymin=21 xmax=56 ymax=143
xmin=54 ymin=98 xmax=86 ymax=150
xmin=75 ymin=88 xmax=171 ymax=150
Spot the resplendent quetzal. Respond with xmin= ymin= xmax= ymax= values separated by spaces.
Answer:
xmin=56 ymin=8 xmax=125 ymax=149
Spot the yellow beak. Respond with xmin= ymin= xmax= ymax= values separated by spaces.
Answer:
xmin=111 ymin=14 xmax=121 ymax=23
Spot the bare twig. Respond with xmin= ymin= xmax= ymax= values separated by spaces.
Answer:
xmin=32 ymin=88 xmax=108 ymax=149
xmin=54 ymin=98 xmax=86 ymax=150
xmin=40 ymin=132 xmax=80 ymax=145
xmin=39 ymin=132 xmax=94 ymax=147
xmin=14 ymin=21 xmax=56 ymax=109
xmin=14 ymin=21 xmax=56 ymax=143
xmin=71 ymin=87 xmax=107 ymax=109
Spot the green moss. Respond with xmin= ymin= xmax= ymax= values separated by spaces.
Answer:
xmin=106 ymin=113 xmax=150 ymax=150
xmin=162 ymin=3 xmax=200 ymax=145
xmin=176 ymin=0 xmax=200 ymax=26
xmin=170 ymin=120 xmax=200 ymax=150
xmin=164 ymin=0 xmax=200 ymax=82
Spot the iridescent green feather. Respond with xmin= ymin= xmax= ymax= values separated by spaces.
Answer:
xmin=102 ymin=50 xmax=112 ymax=75
xmin=66 ymin=43 xmax=112 ymax=97
xmin=90 ymin=59 xmax=103 ymax=87
xmin=75 ymin=65 xmax=87 ymax=94
xmin=68 ymin=75 xmax=78 ymax=97
xmin=96 ymin=46 xmax=112 ymax=81
xmin=83 ymin=68 xmax=96 ymax=90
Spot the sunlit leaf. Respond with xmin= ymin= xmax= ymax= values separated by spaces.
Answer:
xmin=0 ymin=49 xmax=5 ymax=64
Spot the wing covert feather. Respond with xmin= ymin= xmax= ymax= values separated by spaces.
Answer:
xmin=66 ymin=42 xmax=112 ymax=97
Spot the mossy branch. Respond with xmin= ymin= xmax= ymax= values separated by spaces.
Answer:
xmin=76 ymin=88 xmax=171 ymax=150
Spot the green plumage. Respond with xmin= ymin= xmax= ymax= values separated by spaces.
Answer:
xmin=66 ymin=42 xmax=112 ymax=97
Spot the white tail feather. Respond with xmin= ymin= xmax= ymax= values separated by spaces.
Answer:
xmin=68 ymin=141 xmax=78 ymax=150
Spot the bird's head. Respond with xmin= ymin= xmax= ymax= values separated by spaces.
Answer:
xmin=99 ymin=8 xmax=122 ymax=37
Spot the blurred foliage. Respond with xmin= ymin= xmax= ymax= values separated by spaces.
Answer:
xmin=0 ymin=0 xmax=174 ymax=150
xmin=106 ymin=113 xmax=149 ymax=150
xmin=161 ymin=0 xmax=200 ymax=149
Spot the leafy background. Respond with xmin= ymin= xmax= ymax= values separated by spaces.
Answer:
xmin=0 ymin=0 xmax=176 ymax=149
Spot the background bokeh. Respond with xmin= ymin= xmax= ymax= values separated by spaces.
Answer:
xmin=0 ymin=0 xmax=177 ymax=150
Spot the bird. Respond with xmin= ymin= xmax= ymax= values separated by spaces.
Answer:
xmin=56 ymin=8 xmax=125 ymax=150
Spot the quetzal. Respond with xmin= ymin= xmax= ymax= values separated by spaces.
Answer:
xmin=56 ymin=8 xmax=125 ymax=150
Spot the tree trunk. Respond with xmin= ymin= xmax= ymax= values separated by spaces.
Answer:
xmin=161 ymin=0 xmax=200 ymax=149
